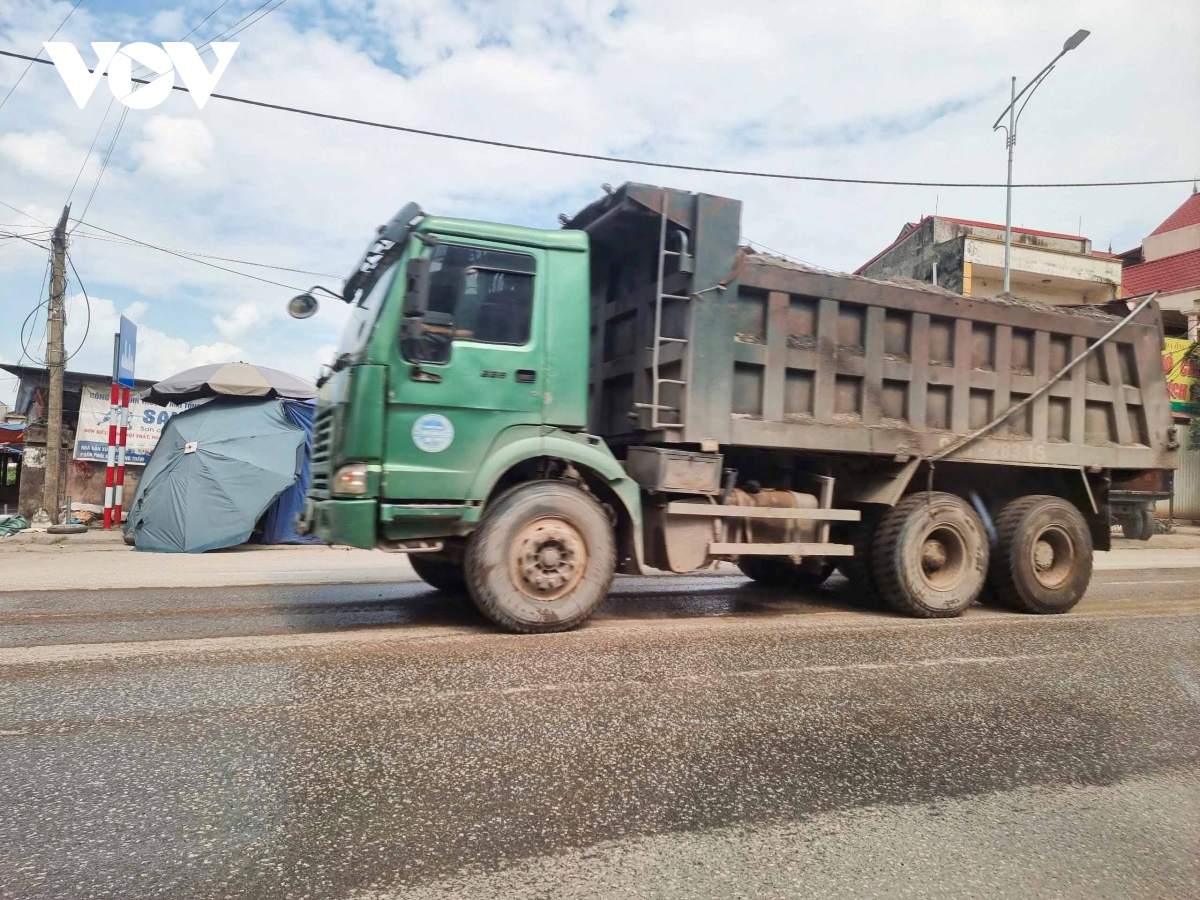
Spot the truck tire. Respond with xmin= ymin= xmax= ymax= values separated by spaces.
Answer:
xmin=1119 ymin=514 xmax=1141 ymax=540
xmin=840 ymin=511 xmax=882 ymax=607
xmin=988 ymin=495 xmax=1092 ymax=614
xmin=872 ymin=492 xmax=989 ymax=618
xmin=464 ymin=481 xmax=616 ymax=633
xmin=1138 ymin=508 xmax=1157 ymax=541
xmin=738 ymin=557 xmax=833 ymax=591
xmin=409 ymin=552 xmax=466 ymax=594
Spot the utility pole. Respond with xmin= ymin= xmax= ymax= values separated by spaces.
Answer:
xmin=992 ymin=29 xmax=1090 ymax=296
xmin=42 ymin=203 xmax=71 ymax=524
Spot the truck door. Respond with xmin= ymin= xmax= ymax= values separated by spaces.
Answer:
xmin=383 ymin=239 xmax=545 ymax=500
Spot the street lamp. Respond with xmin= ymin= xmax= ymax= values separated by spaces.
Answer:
xmin=993 ymin=28 xmax=1090 ymax=295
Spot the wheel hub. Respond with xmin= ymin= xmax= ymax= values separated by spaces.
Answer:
xmin=918 ymin=525 xmax=967 ymax=591
xmin=921 ymin=539 xmax=948 ymax=571
xmin=509 ymin=517 xmax=587 ymax=602
xmin=1029 ymin=525 xmax=1075 ymax=590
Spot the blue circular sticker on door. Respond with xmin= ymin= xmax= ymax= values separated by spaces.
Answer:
xmin=412 ymin=413 xmax=454 ymax=453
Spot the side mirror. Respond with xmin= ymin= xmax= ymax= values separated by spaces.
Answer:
xmin=403 ymin=257 xmax=431 ymax=317
xmin=287 ymin=292 xmax=319 ymax=319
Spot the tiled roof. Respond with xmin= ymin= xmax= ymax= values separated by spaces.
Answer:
xmin=1122 ymin=246 xmax=1200 ymax=296
xmin=1150 ymin=191 xmax=1200 ymax=236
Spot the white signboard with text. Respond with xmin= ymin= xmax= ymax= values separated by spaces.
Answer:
xmin=74 ymin=388 xmax=203 ymax=466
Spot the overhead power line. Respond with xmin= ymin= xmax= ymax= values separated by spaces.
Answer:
xmin=70 ymin=223 xmax=340 ymax=278
xmin=0 ymin=0 xmax=83 ymax=112
xmin=1 ymin=48 xmax=1193 ymax=189
xmin=68 ymin=217 xmax=315 ymax=290
xmin=0 ymin=199 xmax=48 ymax=226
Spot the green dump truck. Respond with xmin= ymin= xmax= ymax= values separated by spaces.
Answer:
xmin=291 ymin=182 xmax=1176 ymax=633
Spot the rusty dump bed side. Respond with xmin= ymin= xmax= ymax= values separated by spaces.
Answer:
xmin=573 ymin=182 xmax=1176 ymax=473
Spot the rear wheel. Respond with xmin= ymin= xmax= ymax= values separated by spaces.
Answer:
xmin=1119 ymin=513 xmax=1141 ymax=540
xmin=872 ymin=492 xmax=989 ymax=618
xmin=989 ymin=495 xmax=1092 ymax=614
xmin=465 ymin=481 xmax=616 ymax=633
xmin=1138 ymin=508 xmax=1157 ymax=541
xmin=409 ymin=552 xmax=466 ymax=594
xmin=840 ymin=510 xmax=883 ymax=607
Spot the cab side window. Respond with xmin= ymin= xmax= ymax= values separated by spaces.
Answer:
xmin=427 ymin=243 xmax=536 ymax=346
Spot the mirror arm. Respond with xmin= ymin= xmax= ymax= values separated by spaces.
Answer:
xmin=309 ymin=284 xmax=346 ymax=302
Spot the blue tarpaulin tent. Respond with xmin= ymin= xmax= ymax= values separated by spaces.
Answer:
xmin=261 ymin=400 xmax=323 ymax=544
xmin=126 ymin=397 xmax=321 ymax=552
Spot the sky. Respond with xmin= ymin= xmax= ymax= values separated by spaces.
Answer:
xmin=1 ymin=0 xmax=1197 ymax=406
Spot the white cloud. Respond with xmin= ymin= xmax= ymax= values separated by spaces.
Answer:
xmin=1 ymin=0 xmax=1197 ymax=410
xmin=129 ymin=115 xmax=217 ymax=180
xmin=0 ymin=130 xmax=82 ymax=187
xmin=213 ymin=302 xmax=262 ymax=340
xmin=63 ymin=292 xmax=247 ymax=381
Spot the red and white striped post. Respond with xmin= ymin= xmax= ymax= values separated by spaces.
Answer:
xmin=113 ymin=386 xmax=131 ymax=526
xmin=102 ymin=381 xmax=119 ymax=529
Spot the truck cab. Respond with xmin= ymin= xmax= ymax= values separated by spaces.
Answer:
xmin=299 ymin=206 xmax=643 ymax=628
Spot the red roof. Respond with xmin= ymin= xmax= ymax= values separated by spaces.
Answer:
xmin=1122 ymin=246 xmax=1200 ymax=296
xmin=1150 ymin=191 xmax=1200 ymax=236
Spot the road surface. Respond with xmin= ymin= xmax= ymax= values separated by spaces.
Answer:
xmin=1 ymin=568 xmax=1197 ymax=898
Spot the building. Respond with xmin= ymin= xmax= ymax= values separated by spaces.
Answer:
xmin=1112 ymin=190 xmax=1200 ymax=522
xmin=856 ymin=215 xmax=1122 ymax=306
xmin=0 ymin=363 xmax=156 ymax=521
xmin=1118 ymin=189 xmax=1200 ymax=337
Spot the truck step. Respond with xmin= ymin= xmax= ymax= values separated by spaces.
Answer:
xmin=710 ymin=542 xmax=855 ymax=556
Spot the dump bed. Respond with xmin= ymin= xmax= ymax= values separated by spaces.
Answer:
xmin=569 ymin=183 xmax=1175 ymax=473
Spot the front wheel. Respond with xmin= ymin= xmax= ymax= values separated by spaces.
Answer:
xmin=989 ymin=495 xmax=1092 ymax=614
xmin=465 ymin=481 xmax=616 ymax=633
xmin=409 ymin=552 xmax=467 ymax=594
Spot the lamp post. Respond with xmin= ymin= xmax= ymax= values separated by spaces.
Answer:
xmin=993 ymin=28 xmax=1090 ymax=295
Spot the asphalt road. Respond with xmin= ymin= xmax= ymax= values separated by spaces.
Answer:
xmin=1 ymin=568 xmax=1198 ymax=899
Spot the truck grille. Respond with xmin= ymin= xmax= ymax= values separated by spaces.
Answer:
xmin=309 ymin=407 xmax=335 ymax=495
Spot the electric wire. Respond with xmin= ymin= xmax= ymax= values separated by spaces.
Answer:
xmin=0 ymin=199 xmax=48 ymax=227
xmin=72 ymin=105 xmax=130 ymax=230
xmin=0 ymin=229 xmax=53 ymax=250
xmin=68 ymin=217 xmax=314 ymax=290
xmin=194 ymin=0 xmax=290 ymax=54
xmin=1 ymin=48 xmax=1191 ymax=189
xmin=69 ymin=226 xmax=340 ymax=278
xmin=64 ymin=250 xmax=92 ymax=361
xmin=0 ymin=0 xmax=84 ymax=112
xmin=18 ymin=256 xmax=54 ymax=368
xmin=65 ymin=97 xmax=117 ymax=204
xmin=178 ymin=0 xmax=233 ymax=42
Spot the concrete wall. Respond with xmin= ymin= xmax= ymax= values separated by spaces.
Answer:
xmin=963 ymin=237 xmax=1121 ymax=292
xmin=861 ymin=218 xmax=1120 ymax=306
xmin=15 ymin=426 xmax=143 ymax=521
xmin=932 ymin=217 xmax=1090 ymax=255
xmin=1144 ymin=223 xmax=1200 ymax=262
xmin=858 ymin=219 xmax=967 ymax=293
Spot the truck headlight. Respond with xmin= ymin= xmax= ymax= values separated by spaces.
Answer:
xmin=333 ymin=464 xmax=369 ymax=495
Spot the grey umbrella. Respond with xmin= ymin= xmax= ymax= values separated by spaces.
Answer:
xmin=147 ymin=362 xmax=316 ymax=405
xmin=125 ymin=399 xmax=306 ymax=553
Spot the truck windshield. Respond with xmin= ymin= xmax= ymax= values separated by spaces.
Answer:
xmin=334 ymin=257 xmax=400 ymax=359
